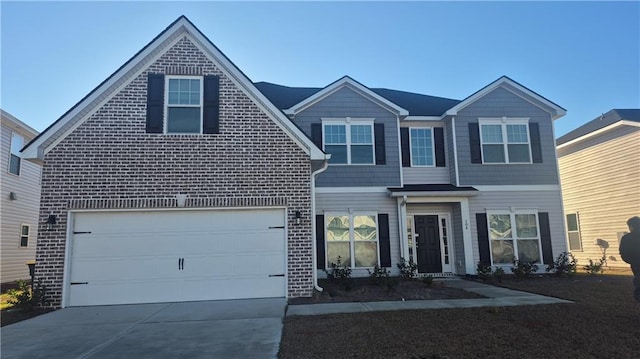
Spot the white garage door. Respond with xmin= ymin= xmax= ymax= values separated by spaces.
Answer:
xmin=67 ymin=208 xmax=286 ymax=307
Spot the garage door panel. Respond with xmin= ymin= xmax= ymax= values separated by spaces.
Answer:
xmin=69 ymin=209 xmax=287 ymax=306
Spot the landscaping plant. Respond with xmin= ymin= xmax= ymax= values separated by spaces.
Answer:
xmin=546 ymin=251 xmax=577 ymax=276
xmin=583 ymin=255 xmax=606 ymax=274
xmin=397 ymin=257 xmax=418 ymax=279
xmin=511 ymin=260 xmax=538 ymax=278
xmin=6 ymin=280 xmax=48 ymax=312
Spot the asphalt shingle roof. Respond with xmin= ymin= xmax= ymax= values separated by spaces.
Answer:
xmin=254 ymin=82 xmax=461 ymax=116
xmin=556 ymin=109 xmax=640 ymax=145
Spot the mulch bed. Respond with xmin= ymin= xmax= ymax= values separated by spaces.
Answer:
xmin=1 ymin=308 xmax=54 ymax=327
xmin=288 ymin=277 xmax=485 ymax=304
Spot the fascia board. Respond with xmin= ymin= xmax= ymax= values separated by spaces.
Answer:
xmin=557 ymin=120 xmax=640 ymax=149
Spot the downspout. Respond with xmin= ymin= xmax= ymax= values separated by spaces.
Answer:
xmin=311 ymin=158 xmax=330 ymax=292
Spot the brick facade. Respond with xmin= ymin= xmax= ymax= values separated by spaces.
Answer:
xmin=35 ymin=36 xmax=314 ymax=308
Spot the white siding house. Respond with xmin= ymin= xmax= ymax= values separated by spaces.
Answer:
xmin=1 ymin=109 xmax=41 ymax=283
xmin=557 ymin=109 xmax=640 ymax=269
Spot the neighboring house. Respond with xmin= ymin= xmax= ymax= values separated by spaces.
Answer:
xmin=1 ymin=109 xmax=41 ymax=284
xmin=22 ymin=16 xmax=567 ymax=309
xmin=557 ymin=109 xmax=640 ymax=268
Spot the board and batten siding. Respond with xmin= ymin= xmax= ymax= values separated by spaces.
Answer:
xmin=1 ymin=119 xmax=41 ymax=283
xmin=316 ymin=191 xmax=400 ymax=276
xmin=294 ymin=86 xmax=401 ymax=187
xmin=558 ymin=125 xmax=640 ymax=268
xmin=401 ymin=121 xmax=451 ymax=185
xmin=455 ymin=86 xmax=560 ymax=186
xmin=468 ymin=190 xmax=566 ymax=267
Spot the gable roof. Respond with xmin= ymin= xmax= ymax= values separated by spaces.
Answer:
xmin=276 ymin=76 xmax=410 ymax=117
xmin=1 ymin=109 xmax=39 ymax=138
xmin=557 ymin=109 xmax=640 ymax=146
xmin=254 ymin=80 xmax=460 ymax=117
xmin=21 ymin=16 xmax=327 ymax=162
xmin=445 ymin=76 xmax=566 ymax=120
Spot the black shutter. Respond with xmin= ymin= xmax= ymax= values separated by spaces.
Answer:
xmin=400 ymin=127 xmax=410 ymax=167
xmin=203 ymin=75 xmax=220 ymax=134
xmin=529 ymin=123 xmax=542 ymax=163
xmin=539 ymin=212 xmax=554 ymax=265
xmin=146 ymin=73 xmax=164 ymax=133
xmin=311 ymin=124 xmax=323 ymax=149
xmin=378 ymin=214 xmax=392 ymax=267
xmin=469 ymin=123 xmax=482 ymax=164
xmin=434 ymin=127 xmax=446 ymax=167
xmin=476 ymin=213 xmax=491 ymax=266
xmin=316 ymin=214 xmax=326 ymax=269
xmin=374 ymin=123 xmax=386 ymax=165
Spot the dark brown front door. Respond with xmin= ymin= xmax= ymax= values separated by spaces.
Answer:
xmin=415 ymin=215 xmax=442 ymax=273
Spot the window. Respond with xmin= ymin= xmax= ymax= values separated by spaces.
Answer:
xmin=9 ymin=132 xmax=23 ymax=175
xmin=326 ymin=214 xmax=378 ymax=267
xmin=166 ymin=76 xmax=202 ymax=133
xmin=410 ymin=128 xmax=434 ymax=166
xmin=20 ymin=225 xmax=29 ymax=247
xmin=480 ymin=120 xmax=531 ymax=163
xmin=566 ymin=213 xmax=582 ymax=251
xmin=323 ymin=120 xmax=374 ymax=164
xmin=488 ymin=212 xmax=541 ymax=264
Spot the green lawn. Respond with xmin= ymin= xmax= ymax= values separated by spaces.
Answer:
xmin=280 ymin=273 xmax=640 ymax=358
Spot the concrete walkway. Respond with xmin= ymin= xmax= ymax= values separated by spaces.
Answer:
xmin=286 ymin=278 xmax=572 ymax=316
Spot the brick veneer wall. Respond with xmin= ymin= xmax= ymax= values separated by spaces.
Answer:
xmin=35 ymin=36 xmax=314 ymax=308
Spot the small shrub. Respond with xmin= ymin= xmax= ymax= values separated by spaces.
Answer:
xmin=546 ymin=252 xmax=577 ymax=276
xmin=367 ymin=264 xmax=390 ymax=285
xmin=476 ymin=262 xmax=493 ymax=280
xmin=511 ymin=260 xmax=538 ymax=278
xmin=584 ymin=255 xmax=606 ymax=274
xmin=397 ymin=257 xmax=418 ymax=279
xmin=6 ymin=280 xmax=48 ymax=312
xmin=492 ymin=267 xmax=505 ymax=282
xmin=324 ymin=256 xmax=352 ymax=280
xmin=421 ymin=275 xmax=434 ymax=287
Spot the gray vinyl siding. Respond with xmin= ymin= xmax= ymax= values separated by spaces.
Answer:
xmin=445 ymin=120 xmax=457 ymax=185
xmin=468 ymin=190 xmax=566 ymax=268
xmin=558 ymin=125 xmax=640 ymax=268
xmin=451 ymin=204 xmax=466 ymax=273
xmin=294 ymin=87 xmax=401 ymax=187
xmin=401 ymin=121 xmax=451 ymax=185
xmin=455 ymin=86 xmax=560 ymax=185
xmin=1 ymin=120 xmax=41 ymax=283
xmin=316 ymin=191 xmax=400 ymax=276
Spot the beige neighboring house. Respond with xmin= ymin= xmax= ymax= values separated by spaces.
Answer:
xmin=1 ymin=109 xmax=41 ymax=283
xmin=557 ymin=109 xmax=640 ymax=269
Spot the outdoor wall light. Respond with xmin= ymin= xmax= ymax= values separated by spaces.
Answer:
xmin=295 ymin=211 xmax=302 ymax=225
xmin=46 ymin=214 xmax=57 ymax=230
xmin=9 ymin=192 xmax=17 ymax=201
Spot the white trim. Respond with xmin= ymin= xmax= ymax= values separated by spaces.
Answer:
xmin=8 ymin=131 xmax=23 ymax=176
xmin=18 ymin=223 xmax=30 ymax=248
xmin=485 ymin=210 xmax=543 ymax=266
xmin=565 ymin=212 xmax=583 ymax=252
xmin=472 ymin=185 xmax=561 ymax=192
xmin=451 ymin=116 xmax=460 ymax=186
xmin=316 ymin=186 xmax=388 ymax=194
xmin=389 ymin=191 xmax=479 ymax=198
xmin=285 ymin=76 xmax=409 ymax=117
xmin=404 ymin=212 xmax=454 ymax=273
xmin=557 ymin=120 xmax=640 ymax=149
xmin=1 ymin=109 xmax=39 ymax=137
xmin=23 ymin=17 xmax=327 ymax=161
xmin=404 ymin=116 xmax=442 ymax=122
xmin=164 ymin=75 xmax=204 ymax=134
xmin=444 ymin=76 xmax=566 ymax=120
xmin=408 ymin=127 xmax=436 ymax=167
xmin=323 ymin=212 xmax=380 ymax=269
xmin=311 ymin=160 xmax=330 ymax=292
xmin=460 ymin=198 xmax=474 ymax=274
xmin=397 ymin=115 xmax=404 ymax=186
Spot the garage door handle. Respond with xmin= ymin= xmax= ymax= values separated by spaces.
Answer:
xmin=178 ymin=258 xmax=184 ymax=270
xmin=70 ymin=282 xmax=88 ymax=285
xmin=269 ymin=274 xmax=285 ymax=277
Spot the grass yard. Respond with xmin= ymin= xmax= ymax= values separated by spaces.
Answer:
xmin=280 ymin=273 xmax=640 ymax=358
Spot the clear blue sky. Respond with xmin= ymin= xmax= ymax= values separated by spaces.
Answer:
xmin=2 ymin=1 xmax=639 ymax=137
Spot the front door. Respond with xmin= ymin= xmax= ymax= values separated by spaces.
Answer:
xmin=415 ymin=215 xmax=442 ymax=273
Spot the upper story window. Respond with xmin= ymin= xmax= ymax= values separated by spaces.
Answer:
xmin=479 ymin=119 xmax=531 ymax=164
xmin=410 ymin=128 xmax=434 ymax=167
xmin=488 ymin=211 xmax=541 ymax=265
xmin=165 ymin=76 xmax=203 ymax=134
xmin=566 ymin=213 xmax=582 ymax=251
xmin=323 ymin=119 xmax=374 ymax=165
xmin=20 ymin=224 xmax=29 ymax=247
xmin=9 ymin=132 xmax=23 ymax=175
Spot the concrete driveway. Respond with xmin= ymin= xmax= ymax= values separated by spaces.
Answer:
xmin=1 ymin=298 xmax=286 ymax=359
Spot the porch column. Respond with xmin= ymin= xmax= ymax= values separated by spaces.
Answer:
xmin=397 ymin=197 xmax=408 ymax=261
xmin=460 ymin=198 xmax=475 ymax=274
